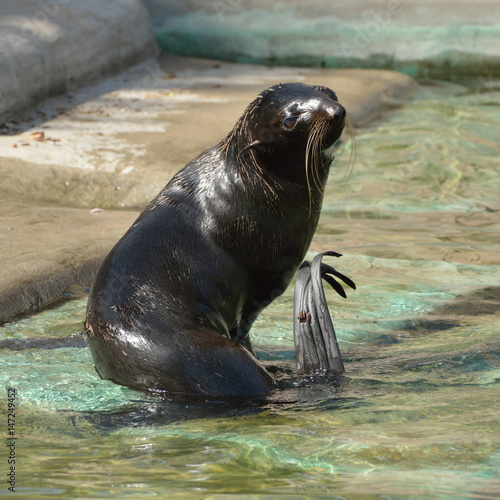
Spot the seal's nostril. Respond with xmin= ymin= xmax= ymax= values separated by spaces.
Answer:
xmin=328 ymin=104 xmax=346 ymax=122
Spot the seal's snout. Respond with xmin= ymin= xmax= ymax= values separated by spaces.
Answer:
xmin=326 ymin=102 xmax=346 ymax=123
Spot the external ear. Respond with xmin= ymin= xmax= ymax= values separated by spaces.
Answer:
xmin=312 ymin=85 xmax=339 ymax=102
xmin=238 ymin=140 xmax=265 ymax=156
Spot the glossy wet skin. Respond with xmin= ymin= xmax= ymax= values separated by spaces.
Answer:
xmin=85 ymin=83 xmax=346 ymax=397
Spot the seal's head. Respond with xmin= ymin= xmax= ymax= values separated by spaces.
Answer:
xmin=234 ymin=83 xmax=346 ymax=190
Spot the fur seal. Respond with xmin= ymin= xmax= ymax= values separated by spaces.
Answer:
xmin=85 ymin=82 xmax=352 ymax=397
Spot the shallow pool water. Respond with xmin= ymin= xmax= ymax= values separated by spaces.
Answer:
xmin=1 ymin=80 xmax=500 ymax=499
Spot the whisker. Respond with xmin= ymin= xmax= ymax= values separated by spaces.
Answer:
xmin=311 ymin=125 xmax=324 ymax=191
xmin=305 ymin=112 xmax=353 ymax=214
xmin=304 ymin=118 xmax=317 ymax=214
xmin=333 ymin=114 xmax=356 ymax=190
xmin=305 ymin=117 xmax=327 ymax=214
xmin=311 ymin=121 xmax=331 ymax=195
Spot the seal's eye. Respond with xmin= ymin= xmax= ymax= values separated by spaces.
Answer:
xmin=283 ymin=116 xmax=299 ymax=130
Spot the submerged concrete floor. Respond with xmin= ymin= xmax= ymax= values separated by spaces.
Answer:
xmin=0 ymin=53 xmax=416 ymax=323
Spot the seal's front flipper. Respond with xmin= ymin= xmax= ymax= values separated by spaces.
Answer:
xmin=293 ymin=251 xmax=355 ymax=375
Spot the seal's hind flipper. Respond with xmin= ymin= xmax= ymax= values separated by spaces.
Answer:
xmin=293 ymin=251 xmax=355 ymax=375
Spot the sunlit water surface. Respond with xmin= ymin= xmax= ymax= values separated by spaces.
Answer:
xmin=1 ymin=81 xmax=500 ymax=499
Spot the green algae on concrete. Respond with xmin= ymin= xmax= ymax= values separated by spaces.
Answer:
xmin=149 ymin=0 xmax=500 ymax=82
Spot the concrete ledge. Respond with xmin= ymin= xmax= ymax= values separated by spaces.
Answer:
xmin=0 ymin=0 xmax=157 ymax=120
xmin=0 ymin=204 xmax=137 ymax=323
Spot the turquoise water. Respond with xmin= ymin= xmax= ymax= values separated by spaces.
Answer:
xmin=1 ymin=81 xmax=500 ymax=498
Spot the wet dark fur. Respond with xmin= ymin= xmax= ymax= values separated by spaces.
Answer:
xmin=85 ymin=83 xmax=346 ymax=397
